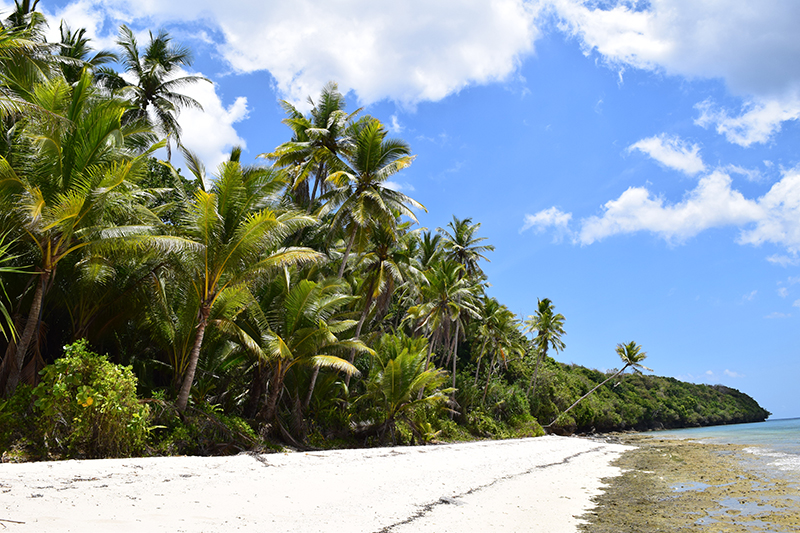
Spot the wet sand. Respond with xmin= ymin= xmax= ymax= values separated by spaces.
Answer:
xmin=579 ymin=434 xmax=800 ymax=532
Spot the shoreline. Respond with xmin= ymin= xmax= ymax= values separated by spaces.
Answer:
xmin=0 ymin=435 xmax=630 ymax=532
xmin=579 ymin=433 xmax=800 ymax=532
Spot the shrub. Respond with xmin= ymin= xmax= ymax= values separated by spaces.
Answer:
xmin=33 ymin=340 xmax=150 ymax=458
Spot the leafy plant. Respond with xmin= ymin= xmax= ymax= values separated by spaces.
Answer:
xmin=32 ymin=340 xmax=150 ymax=458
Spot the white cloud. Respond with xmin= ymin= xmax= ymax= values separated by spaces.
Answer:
xmin=578 ymin=171 xmax=762 ymax=245
xmin=384 ymin=181 xmax=415 ymax=193
xmin=552 ymin=0 xmax=800 ymax=98
xmin=765 ymin=311 xmax=791 ymax=319
xmin=793 ymin=300 xmax=800 ymax=308
xmin=389 ymin=115 xmax=404 ymax=134
xmin=172 ymin=70 xmax=249 ymax=172
xmin=61 ymin=0 xmax=541 ymax=107
xmin=742 ymin=290 xmax=757 ymax=302
xmin=723 ymin=369 xmax=744 ymax=378
xmin=695 ymin=97 xmax=800 ymax=147
xmin=724 ymin=165 xmax=763 ymax=183
xmin=528 ymin=166 xmax=800 ymax=253
xmin=520 ymin=207 xmax=573 ymax=242
xmin=778 ymin=287 xmax=788 ymax=298
xmin=552 ymin=0 xmax=800 ymax=145
xmin=767 ymin=254 xmax=799 ymax=267
xmin=628 ymin=134 xmax=705 ymax=175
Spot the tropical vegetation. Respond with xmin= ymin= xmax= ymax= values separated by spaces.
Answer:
xmin=0 ymin=8 xmax=769 ymax=460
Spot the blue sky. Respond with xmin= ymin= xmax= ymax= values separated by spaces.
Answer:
xmin=19 ymin=0 xmax=800 ymax=418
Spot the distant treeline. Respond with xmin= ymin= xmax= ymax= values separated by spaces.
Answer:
xmin=479 ymin=355 xmax=771 ymax=435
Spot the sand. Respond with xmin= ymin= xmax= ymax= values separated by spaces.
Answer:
xmin=0 ymin=435 xmax=631 ymax=532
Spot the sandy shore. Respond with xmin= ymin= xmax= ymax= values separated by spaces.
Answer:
xmin=0 ymin=436 xmax=631 ymax=532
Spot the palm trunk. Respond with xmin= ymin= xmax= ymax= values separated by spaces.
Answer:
xmin=263 ymin=364 xmax=284 ymax=424
xmin=2 ymin=269 xmax=49 ymax=397
xmin=337 ymin=229 xmax=358 ymax=279
xmin=482 ymin=352 xmax=497 ymax=405
xmin=549 ymin=365 xmax=628 ymax=426
xmin=474 ymin=337 xmax=489 ymax=386
xmin=176 ymin=305 xmax=210 ymax=412
xmin=451 ymin=321 xmax=459 ymax=392
xmin=343 ymin=293 xmax=372 ymax=389
xmin=526 ymin=343 xmax=548 ymax=398
xmin=310 ymin=164 xmax=325 ymax=205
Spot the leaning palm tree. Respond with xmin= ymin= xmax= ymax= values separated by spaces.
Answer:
xmin=524 ymin=298 xmax=566 ymax=398
xmin=163 ymin=157 xmax=321 ymax=412
xmin=550 ymin=341 xmax=652 ymax=426
xmin=321 ymin=117 xmax=424 ymax=279
xmin=98 ymin=25 xmax=209 ymax=160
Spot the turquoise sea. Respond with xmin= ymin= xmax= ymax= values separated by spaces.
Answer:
xmin=655 ymin=418 xmax=800 ymax=478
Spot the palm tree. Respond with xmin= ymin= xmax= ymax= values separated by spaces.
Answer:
xmin=437 ymin=216 xmax=494 ymax=279
xmin=163 ymin=157 xmax=321 ymax=411
xmin=474 ymin=298 xmax=524 ymax=404
xmin=267 ymin=82 xmax=361 ymax=209
xmin=404 ymin=260 xmax=481 ymax=394
xmin=0 ymin=71 xmax=157 ymax=396
xmin=0 ymin=232 xmax=26 ymax=341
xmin=237 ymin=273 xmax=366 ymax=435
xmin=362 ymin=333 xmax=453 ymax=444
xmin=551 ymin=341 xmax=652 ymax=426
xmin=56 ymin=22 xmax=117 ymax=84
xmin=321 ymin=117 xmax=424 ymax=278
xmin=98 ymin=25 xmax=209 ymax=160
xmin=524 ymin=298 xmax=566 ymax=398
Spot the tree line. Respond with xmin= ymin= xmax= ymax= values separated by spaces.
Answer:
xmin=0 ymin=4 xmax=768 ymax=459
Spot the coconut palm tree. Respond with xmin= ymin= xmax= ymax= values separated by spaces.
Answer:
xmin=235 ymin=273 xmax=366 ymax=436
xmin=404 ymin=260 xmax=481 ymax=395
xmin=551 ymin=341 xmax=652 ymax=426
xmin=267 ymin=82 xmax=361 ymax=209
xmin=524 ymin=298 xmax=566 ymax=398
xmin=362 ymin=333 xmax=452 ymax=444
xmin=0 ymin=232 xmax=26 ymax=341
xmin=474 ymin=298 xmax=524 ymax=404
xmin=0 ymin=71 xmax=157 ymax=396
xmin=56 ymin=22 xmax=117 ymax=84
xmin=321 ymin=117 xmax=424 ymax=278
xmin=437 ymin=216 xmax=494 ymax=279
xmin=98 ymin=25 xmax=209 ymax=160
xmin=163 ymin=157 xmax=321 ymax=411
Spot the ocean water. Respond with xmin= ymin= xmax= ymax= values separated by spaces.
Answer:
xmin=653 ymin=417 xmax=800 ymax=478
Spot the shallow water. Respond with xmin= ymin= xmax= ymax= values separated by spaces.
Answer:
xmin=654 ymin=418 xmax=800 ymax=478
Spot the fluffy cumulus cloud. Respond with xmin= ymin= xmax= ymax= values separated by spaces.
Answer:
xmin=42 ymin=0 xmax=541 ymax=107
xmin=523 ymin=167 xmax=800 ymax=254
xmin=551 ymin=0 xmax=800 ymax=145
xmin=175 ymin=73 xmax=249 ymax=172
xmin=628 ymin=134 xmax=705 ymax=175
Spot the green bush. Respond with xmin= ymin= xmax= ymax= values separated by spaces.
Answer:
xmin=33 ymin=340 xmax=150 ymax=458
xmin=0 ymin=384 xmax=39 ymax=460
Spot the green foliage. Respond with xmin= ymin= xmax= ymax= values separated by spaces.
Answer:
xmin=0 ymin=384 xmax=38 ymax=459
xmin=32 ymin=340 xmax=150 ymax=458
xmin=532 ymin=358 xmax=770 ymax=433
xmin=149 ymin=399 xmax=264 ymax=456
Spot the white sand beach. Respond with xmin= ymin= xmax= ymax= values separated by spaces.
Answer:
xmin=0 ymin=436 xmax=631 ymax=532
